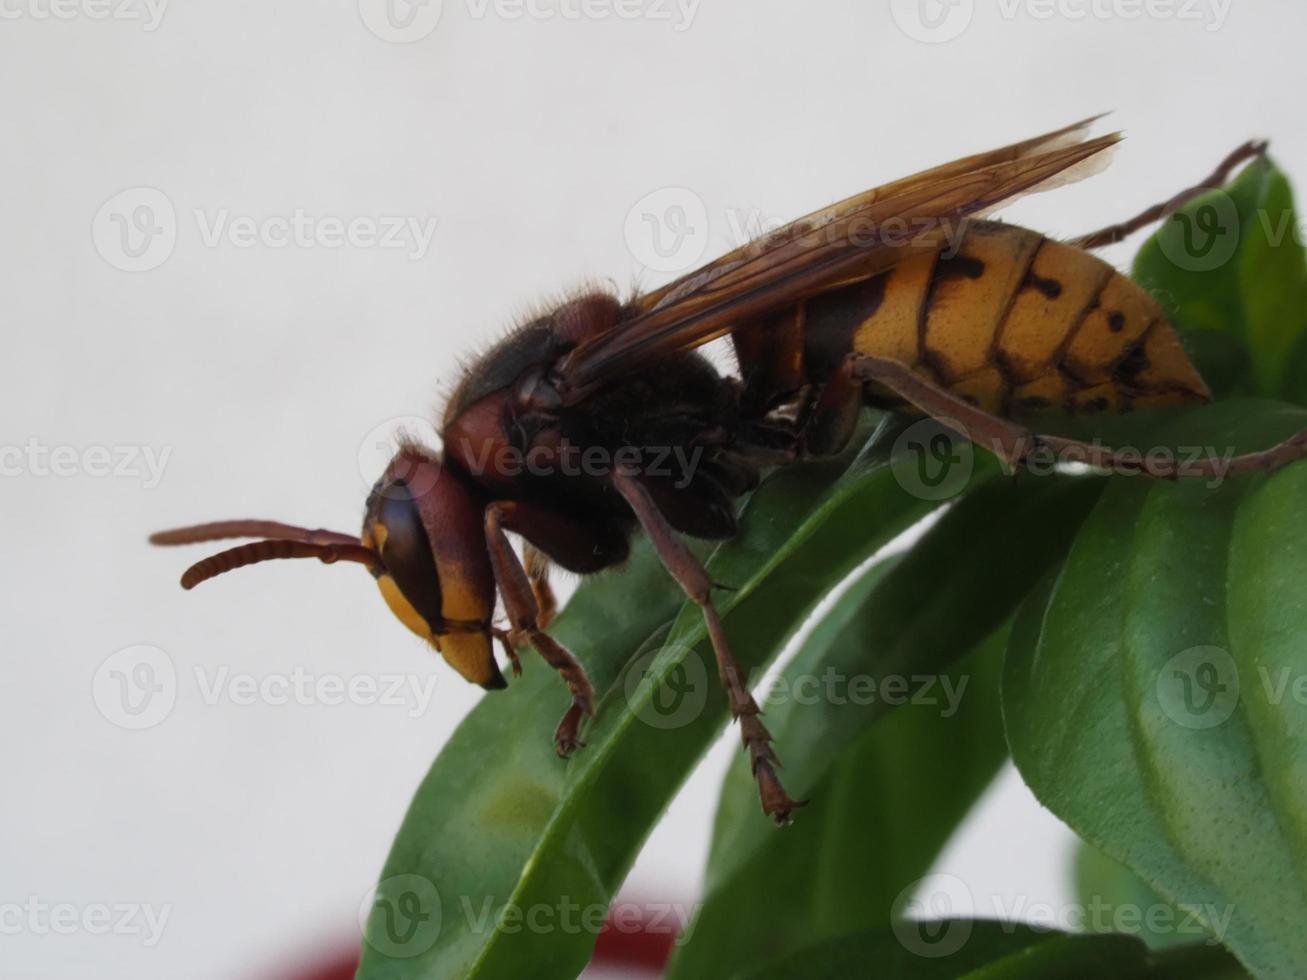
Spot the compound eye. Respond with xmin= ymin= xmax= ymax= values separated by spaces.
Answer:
xmin=370 ymin=479 xmax=443 ymax=631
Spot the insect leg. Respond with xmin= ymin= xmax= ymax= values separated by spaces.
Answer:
xmin=523 ymin=543 xmax=557 ymax=629
xmin=1071 ymin=140 xmax=1267 ymax=250
xmin=849 ymin=353 xmax=1307 ymax=479
xmin=612 ymin=469 xmax=805 ymax=825
xmin=484 ymin=503 xmax=595 ymax=757
xmin=802 ymin=356 xmax=866 ymax=457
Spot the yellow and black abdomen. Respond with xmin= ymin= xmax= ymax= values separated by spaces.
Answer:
xmin=788 ymin=220 xmax=1210 ymax=420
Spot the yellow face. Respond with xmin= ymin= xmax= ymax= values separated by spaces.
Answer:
xmin=364 ymin=494 xmax=505 ymax=690
xmin=374 ymin=570 xmax=431 ymax=642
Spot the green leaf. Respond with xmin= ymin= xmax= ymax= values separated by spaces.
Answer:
xmin=1003 ymin=398 xmax=1307 ymax=978
xmin=1275 ymin=327 xmax=1307 ymax=419
xmin=1227 ymin=453 xmax=1307 ymax=882
xmin=669 ymin=475 xmax=1106 ymax=979
xmin=736 ymin=922 xmax=1245 ymax=980
xmin=669 ymin=612 xmax=1006 ymax=980
xmin=358 ymin=421 xmax=983 ymax=978
xmin=1072 ymin=842 xmax=1189 ymax=951
xmin=1133 ymin=157 xmax=1307 ymax=401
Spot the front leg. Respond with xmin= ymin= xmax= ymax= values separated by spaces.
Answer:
xmin=612 ymin=469 xmax=805 ymax=825
xmin=523 ymin=543 xmax=557 ymax=628
xmin=484 ymin=502 xmax=595 ymax=757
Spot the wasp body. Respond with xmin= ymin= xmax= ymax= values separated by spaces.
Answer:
xmin=153 ymin=119 xmax=1305 ymax=823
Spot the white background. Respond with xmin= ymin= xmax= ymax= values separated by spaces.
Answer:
xmin=2 ymin=1 xmax=1303 ymax=977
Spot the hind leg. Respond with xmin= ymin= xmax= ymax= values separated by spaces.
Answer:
xmin=1071 ymin=140 xmax=1266 ymax=250
xmin=848 ymin=353 xmax=1307 ymax=480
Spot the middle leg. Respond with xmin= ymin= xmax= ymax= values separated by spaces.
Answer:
xmin=612 ymin=469 xmax=805 ymax=824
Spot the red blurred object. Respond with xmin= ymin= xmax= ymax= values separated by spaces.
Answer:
xmin=591 ymin=926 xmax=675 ymax=970
xmin=271 ymin=899 xmax=678 ymax=979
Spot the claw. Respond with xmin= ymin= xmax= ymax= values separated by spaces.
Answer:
xmin=756 ymin=762 xmax=808 ymax=825
xmin=553 ymin=700 xmax=590 ymax=758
